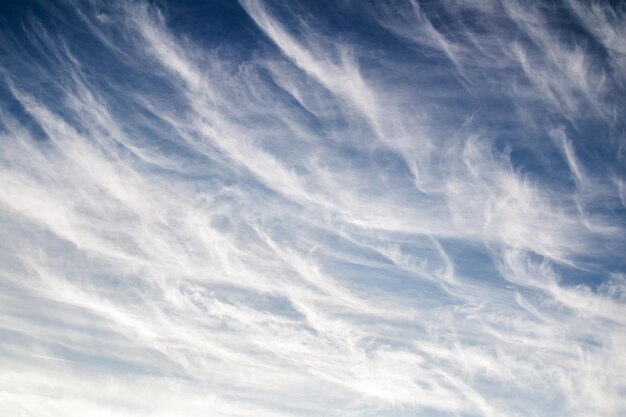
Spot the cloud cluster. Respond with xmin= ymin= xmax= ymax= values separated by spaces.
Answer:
xmin=0 ymin=1 xmax=624 ymax=416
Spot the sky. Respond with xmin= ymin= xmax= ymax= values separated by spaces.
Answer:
xmin=0 ymin=0 xmax=625 ymax=416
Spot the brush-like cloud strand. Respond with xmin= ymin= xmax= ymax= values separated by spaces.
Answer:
xmin=0 ymin=1 xmax=624 ymax=416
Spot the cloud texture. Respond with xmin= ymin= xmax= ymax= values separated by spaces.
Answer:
xmin=0 ymin=1 xmax=625 ymax=416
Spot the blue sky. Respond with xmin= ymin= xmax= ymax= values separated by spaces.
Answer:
xmin=0 ymin=1 xmax=625 ymax=416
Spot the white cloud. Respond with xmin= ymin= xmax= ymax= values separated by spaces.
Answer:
xmin=0 ymin=1 xmax=624 ymax=416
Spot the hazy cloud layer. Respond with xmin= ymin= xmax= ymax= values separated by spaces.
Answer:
xmin=0 ymin=1 xmax=624 ymax=416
